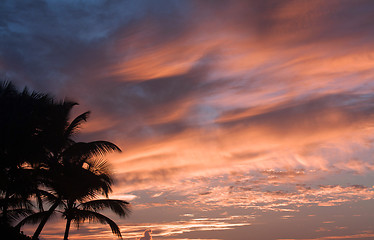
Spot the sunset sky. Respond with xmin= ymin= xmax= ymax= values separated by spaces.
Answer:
xmin=2 ymin=0 xmax=374 ymax=239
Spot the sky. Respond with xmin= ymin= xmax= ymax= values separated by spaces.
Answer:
xmin=2 ymin=0 xmax=374 ymax=239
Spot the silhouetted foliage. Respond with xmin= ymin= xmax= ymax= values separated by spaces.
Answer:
xmin=0 ymin=81 xmax=129 ymax=239
xmin=17 ymin=157 xmax=130 ymax=239
xmin=0 ymin=224 xmax=35 ymax=240
xmin=0 ymin=81 xmax=68 ymax=227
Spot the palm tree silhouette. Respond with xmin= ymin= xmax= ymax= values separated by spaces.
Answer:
xmin=0 ymin=81 xmax=65 ymax=226
xmin=15 ymin=94 xmax=126 ymax=239
xmin=18 ymin=158 xmax=130 ymax=239
xmin=1 ymin=81 xmax=129 ymax=239
xmin=62 ymin=198 xmax=129 ymax=239
xmin=59 ymin=158 xmax=130 ymax=239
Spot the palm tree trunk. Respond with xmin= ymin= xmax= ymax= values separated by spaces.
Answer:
xmin=63 ymin=218 xmax=72 ymax=240
xmin=32 ymin=199 xmax=60 ymax=239
xmin=1 ymin=189 xmax=10 ymax=225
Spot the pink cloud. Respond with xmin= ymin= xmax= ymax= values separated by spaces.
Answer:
xmin=278 ymin=232 xmax=374 ymax=240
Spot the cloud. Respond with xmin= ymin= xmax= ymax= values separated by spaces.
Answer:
xmin=22 ymin=216 xmax=252 ymax=240
xmin=120 ymin=216 xmax=252 ymax=239
xmin=4 ymin=2 xmax=374 ymax=239
xmin=182 ymin=184 xmax=374 ymax=212
xmin=278 ymin=232 xmax=374 ymax=240
xmin=108 ymin=90 xmax=374 ymax=191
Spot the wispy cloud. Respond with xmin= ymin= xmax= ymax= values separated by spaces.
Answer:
xmin=279 ymin=232 xmax=374 ymax=240
xmin=120 ymin=217 xmax=251 ymax=239
xmin=27 ymin=216 xmax=252 ymax=240
xmin=4 ymin=1 xmax=374 ymax=239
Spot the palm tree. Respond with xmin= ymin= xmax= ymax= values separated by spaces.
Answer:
xmin=62 ymin=198 xmax=129 ymax=239
xmin=0 ymin=81 xmax=68 ymax=226
xmin=22 ymin=196 xmax=129 ymax=240
xmin=17 ymin=158 xmax=130 ymax=239
xmin=17 ymin=102 xmax=124 ymax=239
xmin=0 ymin=168 xmax=39 ymax=225
xmin=1 ymin=81 xmax=129 ymax=239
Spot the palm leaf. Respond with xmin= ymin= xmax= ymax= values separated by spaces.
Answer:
xmin=70 ymin=209 xmax=123 ymax=238
xmin=15 ymin=211 xmax=57 ymax=229
xmin=63 ymin=141 xmax=121 ymax=161
xmin=80 ymin=199 xmax=130 ymax=217
xmin=85 ymin=158 xmax=111 ymax=175
xmin=64 ymin=111 xmax=90 ymax=138
xmin=0 ymin=81 xmax=17 ymax=96
xmin=0 ymin=196 xmax=33 ymax=209
xmin=35 ymin=190 xmax=45 ymax=212
xmin=28 ymin=90 xmax=53 ymax=103
xmin=7 ymin=208 xmax=34 ymax=223
xmin=36 ymin=189 xmax=60 ymax=205
xmin=52 ymin=163 xmax=113 ymax=200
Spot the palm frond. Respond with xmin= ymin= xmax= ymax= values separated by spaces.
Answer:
xmin=64 ymin=111 xmax=90 ymax=138
xmin=85 ymin=158 xmax=111 ymax=175
xmin=28 ymin=90 xmax=53 ymax=103
xmin=0 ymin=81 xmax=17 ymax=96
xmin=63 ymin=141 xmax=121 ymax=161
xmin=36 ymin=189 xmax=60 ymax=205
xmin=15 ymin=211 xmax=57 ymax=229
xmin=60 ymin=100 xmax=78 ymax=111
xmin=52 ymin=163 xmax=113 ymax=200
xmin=7 ymin=208 xmax=34 ymax=223
xmin=80 ymin=199 xmax=130 ymax=217
xmin=70 ymin=209 xmax=122 ymax=238
xmin=39 ymin=189 xmax=65 ymax=212
xmin=0 ymin=196 xmax=33 ymax=209
xmin=35 ymin=190 xmax=44 ymax=212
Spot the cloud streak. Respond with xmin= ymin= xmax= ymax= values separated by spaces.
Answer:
xmin=3 ymin=1 xmax=374 ymax=239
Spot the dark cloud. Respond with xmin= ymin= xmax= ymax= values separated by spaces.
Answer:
xmin=0 ymin=0 xmax=192 ymax=92
xmin=4 ymin=2 xmax=374 ymax=240
xmin=0 ymin=0 xmax=213 ymax=145
xmin=197 ymin=0 xmax=374 ymax=49
xmin=3 ymin=0 xmax=374 ymax=184
xmin=219 ymin=93 xmax=374 ymax=137
xmin=116 ymin=166 xmax=190 ymax=186
xmin=2 ymin=0 xmax=374 ymax=90
xmin=71 ymin=62 xmax=216 ymax=144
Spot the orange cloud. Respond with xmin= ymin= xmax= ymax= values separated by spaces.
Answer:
xmin=278 ymin=232 xmax=374 ymax=240
xmin=28 ymin=216 xmax=252 ymax=240
xmin=5 ymin=1 xmax=374 ymax=240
